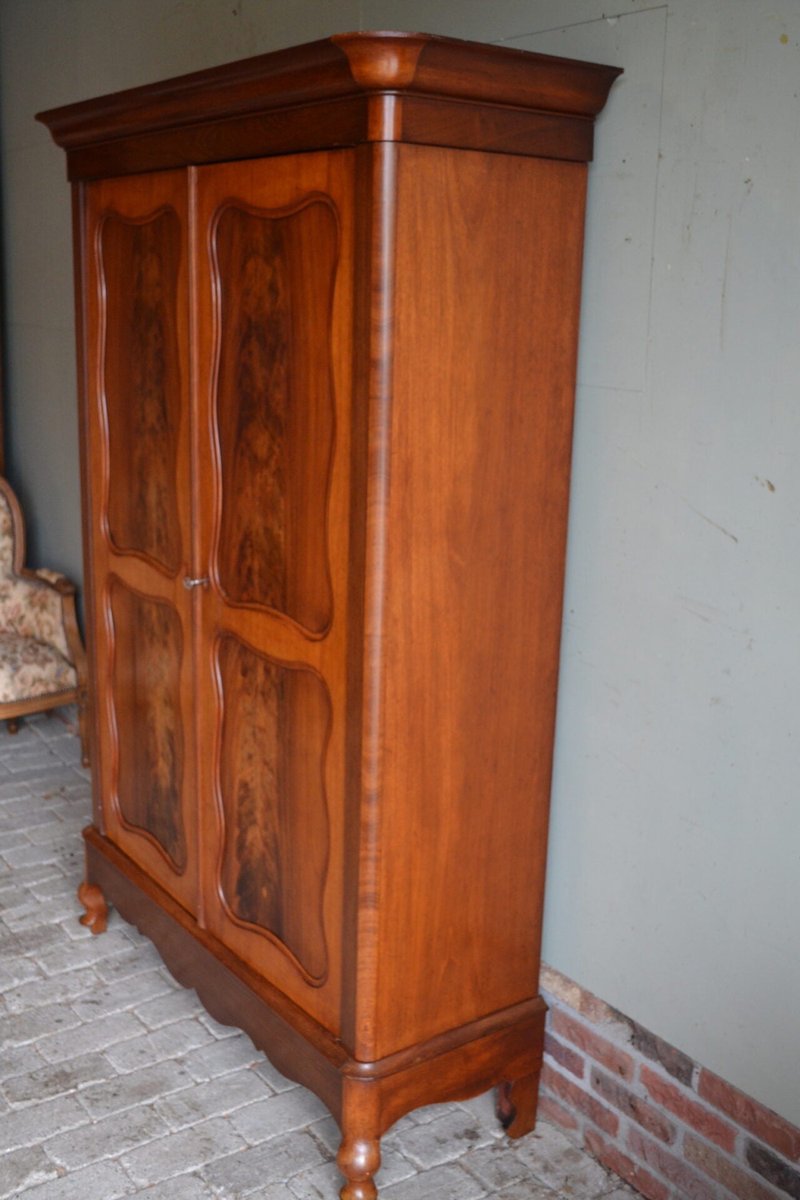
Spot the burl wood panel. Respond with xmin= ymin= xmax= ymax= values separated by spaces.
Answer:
xmin=108 ymin=576 xmax=186 ymax=871
xmin=365 ymin=145 xmax=589 ymax=1061
xmin=212 ymin=199 xmax=337 ymax=635
xmin=217 ymin=635 xmax=332 ymax=983
xmin=99 ymin=208 xmax=183 ymax=574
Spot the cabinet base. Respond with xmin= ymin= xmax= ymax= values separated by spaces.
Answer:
xmin=80 ymin=827 xmax=546 ymax=1196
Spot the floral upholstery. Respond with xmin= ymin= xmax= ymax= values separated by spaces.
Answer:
xmin=0 ymin=478 xmax=88 ymax=762
xmin=0 ymin=631 xmax=77 ymax=703
xmin=0 ymin=574 xmax=73 ymax=663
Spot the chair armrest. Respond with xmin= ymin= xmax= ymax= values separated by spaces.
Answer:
xmin=0 ymin=570 xmax=79 ymax=664
xmin=34 ymin=567 xmax=76 ymax=595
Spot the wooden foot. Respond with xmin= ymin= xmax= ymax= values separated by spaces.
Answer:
xmin=6 ymin=718 xmax=20 ymax=735
xmin=336 ymin=1135 xmax=381 ymax=1199
xmin=78 ymin=881 xmax=108 ymax=934
xmin=337 ymin=1080 xmax=382 ymax=1200
xmin=497 ymin=1072 xmax=540 ymax=1139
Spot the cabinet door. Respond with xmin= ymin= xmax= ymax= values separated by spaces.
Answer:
xmin=82 ymin=172 xmax=198 ymax=911
xmin=193 ymin=151 xmax=356 ymax=1033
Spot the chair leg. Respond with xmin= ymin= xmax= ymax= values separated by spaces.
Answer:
xmin=6 ymin=718 xmax=20 ymax=735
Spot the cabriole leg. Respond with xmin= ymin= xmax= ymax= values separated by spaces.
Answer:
xmin=337 ymin=1080 xmax=382 ymax=1200
xmin=497 ymin=1071 xmax=540 ymax=1139
xmin=78 ymin=881 xmax=108 ymax=934
xmin=336 ymin=1136 xmax=381 ymax=1200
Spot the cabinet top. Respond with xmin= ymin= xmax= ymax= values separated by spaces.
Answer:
xmin=37 ymin=31 xmax=622 ymax=181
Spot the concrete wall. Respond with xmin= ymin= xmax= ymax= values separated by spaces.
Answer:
xmin=1 ymin=0 xmax=797 ymax=1125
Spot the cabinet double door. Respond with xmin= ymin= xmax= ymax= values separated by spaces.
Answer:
xmin=82 ymin=150 xmax=356 ymax=1033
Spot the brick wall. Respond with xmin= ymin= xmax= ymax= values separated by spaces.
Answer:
xmin=539 ymin=965 xmax=800 ymax=1200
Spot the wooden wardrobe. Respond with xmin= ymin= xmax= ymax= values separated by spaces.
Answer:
xmin=38 ymin=33 xmax=620 ymax=1198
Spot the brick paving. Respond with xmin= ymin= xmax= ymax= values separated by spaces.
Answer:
xmin=0 ymin=710 xmax=638 ymax=1200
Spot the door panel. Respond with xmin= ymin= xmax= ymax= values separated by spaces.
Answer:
xmin=193 ymin=151 xmax=356 ymax=1033
xmin=108 ymin=576 xmax=188 ymax=873
xmin=216 ymin=633 xmax=331 ymax=984
xmin=83 ymin=172 xmax=197 ymax=911
xmin=99 ymin=206 xmax=184 ymax=573
xmin=212 ymin=199 xmax=337 ymax=635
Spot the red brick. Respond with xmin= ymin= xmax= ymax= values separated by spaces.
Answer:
xmin=540 ymin=1062 xmax=620 ymax=1137
xmin=591 ymin=1067 xmax=676 ymax=1144
xmin=540 ymin=966 xmax=694 ymax=1086
xmin=641 ymin=1065 xmax=736 ymax=1152
xmin=544 ymin=1030 xmax=585 ymax=1079
xmin=541 ymin=964 xmax=620 ymax=1025
xmin=628 ymin=1020 xmax=695 ymax=1087
xmin=698 ymin=1069 xmax=800 ymax=1163
xmin=538 ymin=1092 xmax=580 ymax=1132
xmin=627 ymin=1126 xmax=718 ymax=1200
xmin=584 ymin=1127 xmax=670 ymax=1200
xmin=684 ymin=1133 xmax=780 ymax=1200
xmin=746 ymin=1140 xmax=800 ymax=1198
xmin=550 ymin=1007 xmax=635 ymax=1081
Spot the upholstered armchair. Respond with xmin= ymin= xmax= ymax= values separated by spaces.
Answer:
xmin=0 ymin=477 xmax=88 ymax=764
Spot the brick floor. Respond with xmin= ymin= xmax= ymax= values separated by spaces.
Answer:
xmin=0 ymin=710 xmax=638 ymax=1200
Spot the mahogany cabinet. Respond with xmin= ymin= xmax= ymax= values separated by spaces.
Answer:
xmin=38 ymin=33 xmax=620 ymax=1198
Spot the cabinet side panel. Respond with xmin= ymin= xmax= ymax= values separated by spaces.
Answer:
xmin=373 ymin=145 xmax=587 ymax=1060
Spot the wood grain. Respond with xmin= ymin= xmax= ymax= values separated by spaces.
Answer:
xmin=369 ymin=144 xmax=588 ymax=1060
xmin=37 ymin=31 xmax=621 ymax=179
xmin=99 ymin=206 xmax=183 ymax=574
xmin=213 ymin=198 xmax=337 ymax=634
xmin=217 ymin=634 xmax=331 ymax=983
xmin=193 ymin=150 xmax=356 ymax=1037
xmin=81 ymin=171 xmax=197 ymax=913
xmin=109 ymin=576 xmax=186 ymax=871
